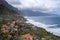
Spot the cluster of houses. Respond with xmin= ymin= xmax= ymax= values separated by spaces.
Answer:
xmin=20 ymin=33 xmax=46 ymax=40
xmin=0 ymin=19 xmax=48 ymax=40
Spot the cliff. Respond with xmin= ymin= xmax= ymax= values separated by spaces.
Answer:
xmin=0 ymin=0 xmax=25 ymax=20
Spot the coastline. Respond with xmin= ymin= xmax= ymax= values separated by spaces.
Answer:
xmin=24 ymin=16 xmax=60 ymax=37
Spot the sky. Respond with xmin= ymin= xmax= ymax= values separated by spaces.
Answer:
xmin=5 ymin=0 xmax=60 ymax=14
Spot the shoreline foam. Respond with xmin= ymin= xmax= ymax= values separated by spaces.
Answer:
xmin=24 ymin=16 xmax=60 ymax=36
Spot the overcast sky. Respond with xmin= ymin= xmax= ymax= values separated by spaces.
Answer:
xmin=5 ymin=0 xmax=60 ymax=14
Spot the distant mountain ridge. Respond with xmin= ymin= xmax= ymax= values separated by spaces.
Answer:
xmin=21 ymin=9 xmax=59 ymax=16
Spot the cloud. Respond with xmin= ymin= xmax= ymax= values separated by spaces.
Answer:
xmin=5 ymin=0 xmax=20 ymax=5
xmin=5 ymin=0 xmax=60 ymax=14
xmin=19 ymin=0 xmax=60 ymax=11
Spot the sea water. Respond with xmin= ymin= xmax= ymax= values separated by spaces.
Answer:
xmin=24 ymin=16 xmax=60 ymax=36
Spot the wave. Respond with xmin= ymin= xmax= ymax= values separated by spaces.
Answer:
xmin=24 ymin=16 xmax=60 ymax=36
xmin=46 ymin=28 xmax=60 ymax=36
xmin=25 ymin=16 xmax=57 ymax=28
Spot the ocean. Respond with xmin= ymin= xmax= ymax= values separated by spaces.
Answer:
xmin=24 ymin=16 xmax=60 ymax=36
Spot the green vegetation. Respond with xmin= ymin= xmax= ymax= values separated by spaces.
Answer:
xmin=0 ymin=21 xmax=60 ymax=40
xmin=0 ymin=1 xmax=60 ymax=40
xmin=18 ymin=23 xmax=60 ymax=40
xmin=0 ymin=4 xmax=25 ymax=21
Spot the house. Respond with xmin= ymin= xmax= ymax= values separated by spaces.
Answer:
xmin=33 ymin=35 xmax=41 ymax=40
xmin=2 ymin=24 xmax=8 ymax=28
xmin=16 ymin=20 xmax=23 ymax=23
xmin=1 ymin=24 xmax=11 ymax=33
xmin=45 ymin=36 xmax=53 ymax=40
xmin=32 ymin=26 xmax=38 ymax=31
xmin=42 ymin=37 xmax=46 ymax=40
xmin=1 ymin=28 xmax=9 ymax=33
xmin=14 ymin=25 xmax=19 ymax=29
xmin=6 ymin=20 xmax=12 ymax=25
xmin=21 ymin=33 xmax=33 ymax=40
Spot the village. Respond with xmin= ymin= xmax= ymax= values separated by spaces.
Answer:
xmin=0 ymin=19 xmax=60 ymax=40
xmin=0 ymin=0 xmax=60 ymax=40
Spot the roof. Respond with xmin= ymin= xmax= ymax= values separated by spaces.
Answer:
xmin=22 ymin=34 xmax=32 ymax=39
xmin=2 ymin=24 xmax=7 ymax=28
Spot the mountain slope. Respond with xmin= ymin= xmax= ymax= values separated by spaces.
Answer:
xmin=0 ymin=0 xmax=60 ymax=40
xmin=0 ymin=0 xmax=25 ymax=20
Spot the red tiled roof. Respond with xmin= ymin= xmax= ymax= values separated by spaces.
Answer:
xmin=22 ymin=34 xmax=32 ymax=39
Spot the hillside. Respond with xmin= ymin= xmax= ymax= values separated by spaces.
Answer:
xmin=0 ymin=0 xmax=60 ymax=40
xmin=0 ymin=0 xmax=25 ymax=20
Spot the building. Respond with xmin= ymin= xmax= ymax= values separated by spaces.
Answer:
xmin=2 ymin=24 xmax=8 ymax=28
xmin=42 ymin=37 xmax=46 ymax=40
xmin=1 ymin=28 xmax=9 ymax=33
xmin=22 ymin=33 xmax=33 ymax=40
xmin=33 ymin=35 xmax=41 ymax=40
